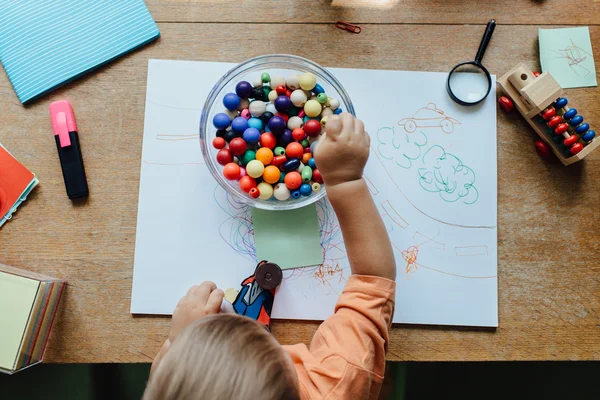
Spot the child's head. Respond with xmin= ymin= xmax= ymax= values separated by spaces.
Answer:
xmin=143 ymin=313 xmax=300 ymax=400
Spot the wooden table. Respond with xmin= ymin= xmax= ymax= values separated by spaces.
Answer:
xmin=0 ymin=1 xmax=598 ymax=363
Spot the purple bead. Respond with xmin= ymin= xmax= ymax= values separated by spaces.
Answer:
xmin=278 ymin=129 xmax=293 ymax=147
xmin=231 ymin=116 xmax=249 ymax=133
xmin=268 ymin=116 xmax=286 ymax=135
xmin=223 ymin=93 xmax=241 ymax=111
xmin=235 ymin=81 xmax=253 ymax=99
xmin=242 ymin=128 xmax=261 ymax=145
xmin=213 ymin=113 xmax=231 ymax=129
xmin=274 ymin=95 xmax=292 ymax=112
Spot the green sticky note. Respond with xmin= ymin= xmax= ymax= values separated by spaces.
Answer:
xmin=539 ymin=27 xmax=597 ymax=89
xmin=0 ymin=273 xmax=39 ymax=371
xmin=252 ymin=204 xmax=323 ymax=270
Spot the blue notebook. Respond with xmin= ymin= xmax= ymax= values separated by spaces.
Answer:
xmin=0 ymin=1 xmax=160 ymax=104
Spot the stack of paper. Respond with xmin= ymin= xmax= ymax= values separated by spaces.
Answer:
xmin=0 ymin=143 xmax=39 ymax=228
xmin=0 ymin=264 xmax=66 ymax=375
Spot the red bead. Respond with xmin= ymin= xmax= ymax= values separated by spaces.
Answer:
xmin=533 ymin=71 xmax=541 ymax=77
xmin=498 ymin=96 xmax=514 ymax=113
xmin=272 ymin=155 xmax=287 ymax=166
xmin=534 ymin=140 xmax=550 ymax=158
xmin=284 ymin=171 xmax=302 ymax=190
xmin=260 ymin=132 xmax=277 ymax=149
xmin=304 ymin=147 xmax=311 ymax=153
xmin=292 ymin=128 xmax=306 ymax=141
xmin=276 ymin=85 xmax=287 ymax=95
xmin=554 ymin=123 xmax=568 ymax=135
xmin=542 ymin=108 xmax=556 ymax=121
xmin=298 ymin=110 xmax=306 ymax=118
xmin=286 ymin=89 xmax=292 ymax=97
xmin=249 ymin=187 xmax=260 ymax=199
xmin=223 ymin=163 xmax=241 ymax=180
xmin=216 ymin=148 xmax=233 ymax=165
xmin=563 ymin=135 xmax=578 ymax=146
xmin=229 ymin=138 xmax=247 ymax=156
xmin=286 ymin=142 xmax=304 ymax=159
xmin=547 ymin=116 xmax=562 ymax=128
xmin=570 ymin=142 xmax=583 ymax=155
xmin=212 ymin=137 xmax=226 ymax=149
xmin=304 ymin=119 xmax=321 ymax=137
xmin=239 ymin=176 xmax=256 ymax=193
xmin=312 ymin=169 xmax=323 ymax=184
xmin=275 ymin=113 xmax=289 ymax=123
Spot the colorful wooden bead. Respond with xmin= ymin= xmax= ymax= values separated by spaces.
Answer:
xmin=252 ymin=77 xmax=263 ymax=88
xmin=223 ymin=93 xmax=241 ymax=111
xmin=249 ymin=101 xmax=266 ymax=117
xmin=262 ymin=166 xmax=280 ymax=184
xmin=562 ymin=108 xmax=577 ymax=120
xmin=270 ymin=75 xmax=286 ymax=89
xmin=287 ymin=116 xmax=303 ymax=130
xmin=249 ymin=187 xmax=260 ymax=199
xmin=286 ymin=142 xmax=304 ymax=159
xmin=554 ymin=123 xmax=568 ymax=135
xmin=563 ymin=135 xmax=578 ymax=146
xmin=277 ymin=129 xmax=293 ymax=147
xmin=268 ymin=116 xmax=286 ymax=135
xmin=236 ymin=81 xmax=253 ymax=99
xmin=275 ymin=95 xmax=292 ymax=112
xmin=304 ymin=119 xmax=321 ymax=137
xmin=290 ymin=90 xmax=308 ymax=107
xmin=333 ymin=108 xmax=343 ymax=115
xmin=301 ymin=152 xmax=312 ymax=165
xmin=308 ymin=158 xmax=316 ymax=169
xmin=243 ymin=128 xmax=261 ymax=144
xmin=246 ymin=160 xmax=265 ymax=178
xmin=241 ymin=150 xmax=256 ymax=166
xmin=213 ymin=113 xmax=231 ymax=129
xmin=240 ymin=109 xmax=251 ymax=119
xmin=248 ymin=117 xmax=263 ymax=131
xmin=260 ymin=132 xmax=277 ymax=149
xmin=300 ymin=183 xmax=312 ymax=196
xmin=575 ymin=123 xmax=589 ymax=134
xmin=256 ymin=147 xmax=274 ymax=165
xmin=555 ymin=97 xmax=568 ymax=108
xmin=223 ymin=163 xmax=241 ymax=180
xmin=291 ymin=189 xmax=301 ymax=199
xmin=273 ymin=146 xmax=286 ymax=156
xmin=311 ymin=182 xmax=321 ymax=192
xmin=272 ymin=155 xmax=287 ymax=166
xmin=299 ymin=72 xmax=317 ymax=91
xmin=292 ymin=128 xmax=306 ymax=141
xmin=301 ymin=166 xmax=313 ymax=182
xmin=284 ymin=171 xmax=302 ymax=190
xmin=252 ymin=88 xmax=268 ymax=101
xmin=320 ymin=116 xmax=328 ymax=127
xmin=582 ymin=130 xmax=595 ymax=142
xmin=312 ymin=83 xmax=324 ymax=94
xmin=321 ymin=107 xmax=333 ymax=117
xmin=216 ymin=148 xmax=233 ymax=166
xmin=273 ymin=183 xmax=291 ymax=201
xmin=304 ymin=100 xmax=322 ymax=118
xmin=312 ymin=169 xmax=323 ymax=184
xmin=317 ymin=93 xmax=328 ymax=104
xmin=239 ymin=176 xmax=256 ymax=193
xmin=286 ymin=74 xmax=300 ymax=90
xmin=547 ymin=116 xmax=562 ymax=128
xmin=231 ymin=116 xmax=249 ymax=133
xmin=229 ymin=137 xmax=247 ymax=156
xmin=212 ymin=137 xmax=226 ymax=149
xmin=261 ymin=73 xmax=270 ymax=83
xmin=541 ymin=108 xmax=556 ymax=120
xmin=268 ymin=90 xmax=278 ymax=102
xmin=257 ymin=182 xmax=273 ymax=200
xmin=570 ymin=142 xmax=583 ymax=155
xmin=282 ymin=158 xmax=301 ymax=172
xmin=569 ymin=115 xmax=583 ymax=127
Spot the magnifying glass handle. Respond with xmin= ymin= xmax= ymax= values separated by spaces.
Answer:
xmin=474 ymin=19 xmax=496 ymax=64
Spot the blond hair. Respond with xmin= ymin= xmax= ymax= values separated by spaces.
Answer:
xmin=143 ymin=313 xmax=300 ymax=400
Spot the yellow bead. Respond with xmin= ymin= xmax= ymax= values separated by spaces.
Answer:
xmin=257 ymin=182 xmax=274 ymax=199
xmin=246 ymin=160 xmax=264 ymax=178
xmin=311 ymin=182 xmax=321 ymax=192
xmin=320 ymin=116 xmax=328 ymax=127
xmin=299 ymin=72 xmax=317 ymax=91
xmin=304 ymin=100 xmax=322 ymax=118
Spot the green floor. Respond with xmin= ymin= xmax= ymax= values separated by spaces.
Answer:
xmin=1 ymin=362 xmax=599 ymax=399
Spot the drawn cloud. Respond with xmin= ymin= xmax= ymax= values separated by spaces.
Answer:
xmin=417 ymin=145 xmax=479 ymax=205
xmin=377 ymin=127 xmax=428 ymax=169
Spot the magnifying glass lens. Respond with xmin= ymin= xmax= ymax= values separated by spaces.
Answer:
xmin=448 ymin=63 xmax=490 ymax=104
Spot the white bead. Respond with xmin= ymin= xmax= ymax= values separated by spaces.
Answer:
xmin=296 ymin=162 xmax=305 ymax=173
xmin=290 ymin=90 xmax=307 ymax=107
xmin=265 ymin=103 xmax=277 ymax=115
xmin=321 ymin=107 xmax=333 ymax=117
xmin=286 ymin=74 xmax=300 ymax=90
xmin=268 ymin=90 xmax=278 ymax=102
xmin=237 ymin=98 xmax=249 ymax=111
xmin=257 ymin=182 xmax=273 ymax=200
xmin=253 ymin=77 xmax=263 ymax=88
xmin=249 ymin=101 xmax=266 ymax=117
xmin=273 ymin=183 xmax=291 ymax=201
xmin=329 ymin=98 xmax=340 ymax=110
xmin=287 ymin=116 xmax=303 ymax=130
xmin=270 ymin=75 xmax=286 ymax=89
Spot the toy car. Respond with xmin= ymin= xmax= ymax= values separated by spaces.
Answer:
xmin=398 ymin=103 xmax=461 ymax=134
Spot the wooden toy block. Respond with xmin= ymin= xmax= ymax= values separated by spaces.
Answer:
xmin=497 ymin=63 xmax=599 ymax=166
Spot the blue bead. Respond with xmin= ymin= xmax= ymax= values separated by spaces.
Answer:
xmin=575 ymin=123 xmax=589 ymax=134
xmin=569 ymin=115 xmax=583 ymax=127
xmin=213 ymin=113 xmax=231 ymax=129
xmin=242 ymin=128 xmax=261 ymax=145
xmin=563 ymin=108 xmax=577 ymax=120
xmin=235 ymin=81 xmax=253 ymax=99
xmin=268 ymin=116 xmax=286 ymax=135
xmin=291 ymin=190 xmax=301 ymax=199
xmin=300 ymin=183 xmax=312 ymax=196
xmin=282 ymin=158 xmax=301 ymax=172
xmin=552 ymin=135 xmax=562 ymax=143
xmin=303 ymin=116 xmax=310 ymax=123
xmin=582 ymin=130 xmax=596 ymax=142
xmin=223 ymin=93 xmax=241 ymax=111
xmin=247 ymin=117 xmax=263 ymax=131
xmin=277 ymin=130 xmax=293 ymax=147
xmin=312 ymin=84 xmax=324 ymax=94
xmin=333 ymin=108 xmax=343 ymax=115
xmin=555 ymin=97 xmax=568 ymax=108
xmin=274 ymin=96 xmax=292 ymax=112
xmin=310 ymin=140 xmax=318 ymax=155
xmin=308 ymin=158 xmax=317 ymax=169
xmin=231 ymin=116 xmax=249 ymax=133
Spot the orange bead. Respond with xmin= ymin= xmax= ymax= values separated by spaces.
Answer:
xmin=284 ymin=171 xmax=302 ymax=190
xmin=223 ymin=163 xmax=241 ymax=180
xmin=292 ymin=128 xmax=306 ymax=141
xmin=255 ymin=147 xmax=274 ymax=165
xmin=263 ymin=165 xmax=281 ymax=184
xmin=302 ymin=152 xmax=312 ymax=164
xmin=239 ymin=176 xmax=256 ymax=192
xmin=286 ymin=142 xmax=304 ymax=159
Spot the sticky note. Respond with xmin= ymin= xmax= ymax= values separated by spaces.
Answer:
xmin=539 ymin=27 xmax=597 ymax=89
xmin=252 ymin=204 xmax=323 ymax=270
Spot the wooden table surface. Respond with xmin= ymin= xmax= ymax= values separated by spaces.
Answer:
xmin=0 ymin=1 xmax=599 ymax=363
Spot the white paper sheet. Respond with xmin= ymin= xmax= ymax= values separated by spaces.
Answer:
xmin=131 ymin=59 xmax=498 ymax=327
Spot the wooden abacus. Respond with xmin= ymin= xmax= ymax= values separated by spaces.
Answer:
xmin=497 ymin=63 xmax=598 ymax=165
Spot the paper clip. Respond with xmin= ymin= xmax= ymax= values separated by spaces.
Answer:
xmin=335 ymin=21 xmax=361 ymax=34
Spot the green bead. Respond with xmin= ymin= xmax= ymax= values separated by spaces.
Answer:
xmin=563 ymin=148 xmax=572 ymax=157
xmin=261 ymin=72 xmax=270 ymax=83
xmin=288 ymin=106 xmax=300 ymax=117
xmin=552 ymin=135 xmax=562 ymax=143
xmin=279 ymin=171 xmax=285 ymax=183
xmin=546 ymin=128 xmax=555 ymax=136
xmin=300 ymin=139 xmax=309 ymax=148
xmin=538 ymin=117 xmax=546 ymax=124
xmin=301 ymin=166 xmax=313 ymax=182
xmin=274 ymin=146 xmax=285 ymax=156
xmin=241 ymin=150 xmax=256 ymax=165
xmin=262 ymin=86 xmax=271 ymax=98
xmin=317 ymin=93 xmax=328 ymax=104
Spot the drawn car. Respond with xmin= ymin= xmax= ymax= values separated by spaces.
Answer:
xmin=398 ymin=103 xmax=461 ymax=134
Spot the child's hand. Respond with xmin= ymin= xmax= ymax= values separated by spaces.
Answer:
xmin=169 ymin=281 xmax=224 ymax=343
xmin=314 ymin=113 xmax=370 ymax=188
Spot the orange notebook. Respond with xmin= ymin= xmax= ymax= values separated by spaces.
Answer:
xmin=0 ymin=143 xmax=38 ymax=228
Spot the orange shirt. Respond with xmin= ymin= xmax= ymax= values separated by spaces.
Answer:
xmin=283 ymin=275 xmax=396 ymax=399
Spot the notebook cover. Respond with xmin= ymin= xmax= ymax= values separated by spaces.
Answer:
xmin=0 ymin=144 xmax=38 ymax=228
xmin=0 ymin=1 xmax=160 ymax=104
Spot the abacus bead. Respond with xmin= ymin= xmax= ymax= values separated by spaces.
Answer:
xmin=311 ymin=182 xmax=321 ymax=192
xmin=498 ymin=96 xmax=514 ymax=113
xmin=542 ymin=108 xmax=556 ymax=120
xmin=231 ymin=116 xmax=249 ymax=133
xmin=312 ymin=84 xmax=324 ymax=94
xmin=551 ymin=135 xmax=562 ymax=144
xmin=555 ymin=97 xmax=568 ymax=108
xmin=582 ymin=130 xmax=595 ymax=142
xmin=555 ymin=123 xmax=568 ymax=135
xmin=329 ymin=98 xmax=340 ymax=110
xmin=290 ymin=90 xmax=308 ymax=107
xmin=299 ymin=72 xmax=317 ymax=91
xmin=243 ymin=128 xmax=261 ymax=144
xmin=563 ymin=108 xmax=577 ymax=120
xmin=249 ymin=101 xmax=266 ymax=117
xmin=213 ymin=113 xmax=231 ymax=129
xmin=249 ymin=187 xmax=260 ymax=199
xmin=229 ymin=138 xmax=247 ymax=156
xmin=564 ymin=135 xmax=578 ymax=146
xmin=246 ymin=160 xmax=265 ymax=178
xmin=273 ymin=183 xmax=291 ymax=201
xmin=569 ymin=115 xmax=583 ymax=126
xmin=223 ymin=93 xmax=241 ymax=111
xmin=282 ymin=158 xmax=301 ymax=172
xmin=570 ymin=142 xmax=583 ymax=155
xmin=563 ymin=147 xmax=572 ymax=157
xmin=270 ymin=75 xmax=286 ymax=89
xmin=236 ymin=81 xmax=253 ymax=98
xmin=261 ymin=72 xmax=270 ymax=83
xmin=216 ymin=148 xmax=233 ymax=165
xmin=301 ymin=166 xmax=313 ymax=182
xmin=535 ymin=141 xmax=550 ymax=158
xmin=248 ymin=117 xmax=263 ymax=131
xmin=288 ymin=116 xmax=304 ymax=130
xmin=299 ymin=183 xmax=312 ymax=196
xmin=257 ymin=182 xmax=274 ymax=200
xmin=575 ymin=123 xmax=590 ymax=134
xmin=291 ymin=190 xmax=301 ymax=199
xmin=547 ymin=116 xmax=562 ymax=128
xmin=286 ymin=74 xmax=300 ymax=90
xmin=285 ymin=171 xmax=303 ymax=190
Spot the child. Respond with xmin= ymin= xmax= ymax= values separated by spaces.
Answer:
xmin=144 ymin=113 xmax=397 ymax=400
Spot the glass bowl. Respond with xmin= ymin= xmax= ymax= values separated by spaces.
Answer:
xmin=199 ymin=54 xmax=355 ymax=210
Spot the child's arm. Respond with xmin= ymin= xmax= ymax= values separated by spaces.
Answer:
xmin=315 ymin=113 xmax=396 ymax=280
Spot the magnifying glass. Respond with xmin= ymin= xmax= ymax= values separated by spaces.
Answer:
xmin=447 ymin=19 xmax=496 ymax=106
